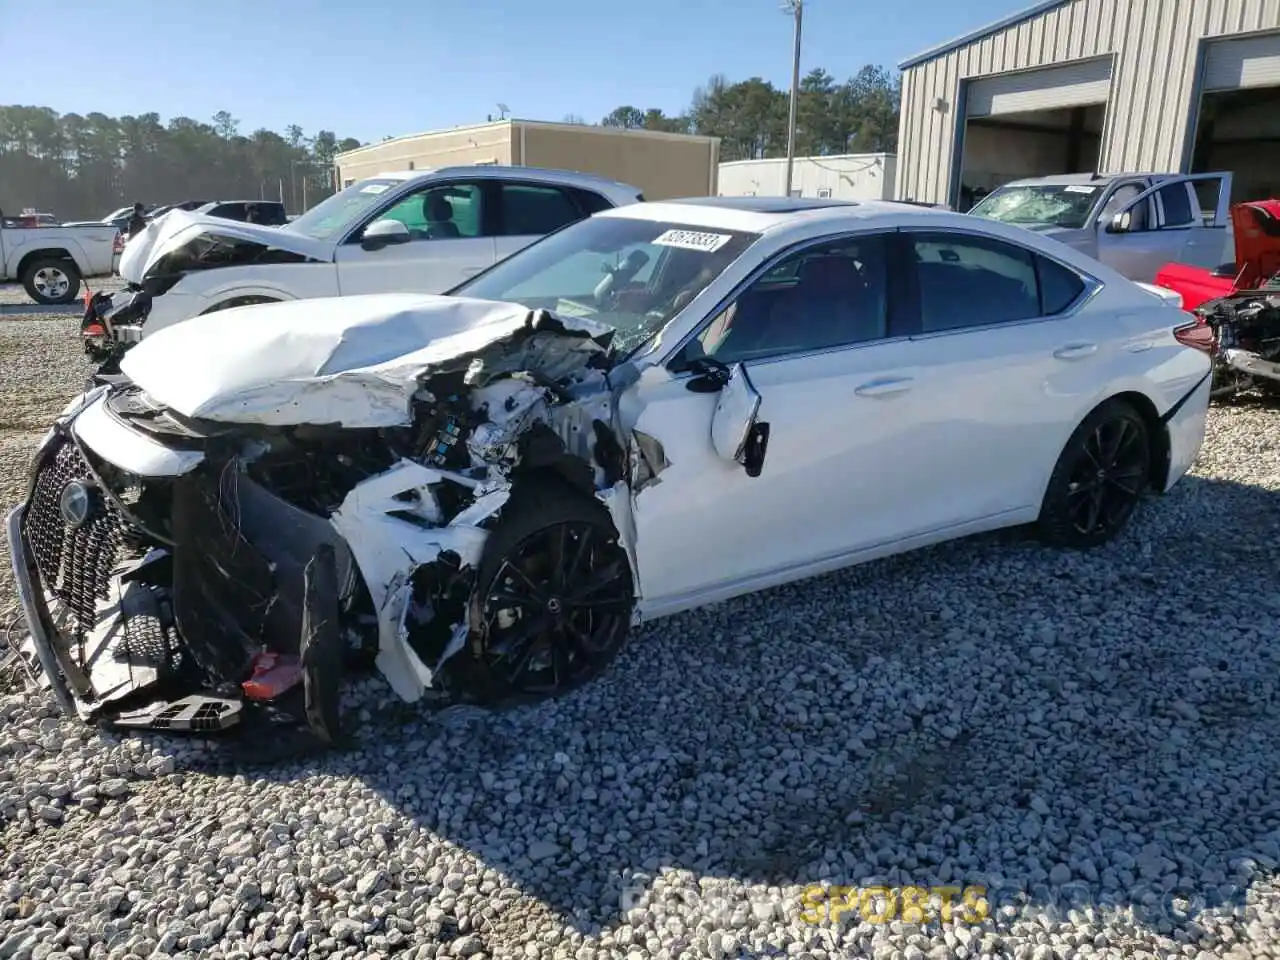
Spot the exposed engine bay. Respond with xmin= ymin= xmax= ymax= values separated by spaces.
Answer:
xmin=11 ymin=305 xmax=678 ymax=750
xmin=1195 ymin=283 xmax=1280 ymax=398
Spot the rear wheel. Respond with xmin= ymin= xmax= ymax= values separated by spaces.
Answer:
xmin=1037 ymin=398 xmax=1151 ymax=549
xmin=462 ymin=482 xmax=635 ymax=703
xmin=22 ymin=258 xmax=81 ymax=305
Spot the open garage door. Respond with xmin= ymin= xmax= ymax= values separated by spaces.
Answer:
xmin=1191 ymin=33 xmax=1280 ymax=206
xmin=967 ymin=58 xmax=1113 ymax=118
xmin=957 ymin=58 xmax=1113 ymax=210
xmin=1203 ymin=33 xmax=1280 ymax=92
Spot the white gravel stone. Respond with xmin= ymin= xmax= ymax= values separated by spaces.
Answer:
xmin=3 ymin=313 xmax=1280 ymax=958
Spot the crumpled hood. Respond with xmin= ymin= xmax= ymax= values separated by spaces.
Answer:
xmin=1228 ymin=199 xmax=1280 ymax=289
xmin=117 ymin=210 xmax=333 ymax=283
xmin=118 ymin=293 xmax=615 ymax=427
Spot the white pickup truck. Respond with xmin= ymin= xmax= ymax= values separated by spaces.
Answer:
xmin=0 ymin=217 xmax=119 ymax=304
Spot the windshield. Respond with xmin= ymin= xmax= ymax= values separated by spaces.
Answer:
xmin=449 ymin=216 xmax=760 ymax=355
xmin=969 ymin=183 xmax=1105 ymax=229
xmin=285 ymin=177 xmax=402 ymax=241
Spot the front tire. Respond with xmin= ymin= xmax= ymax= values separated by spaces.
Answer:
xmin=23 ymin=258 xmax=81 ymax=305
xmin=1037 ymin=398 xmax=1151 ymax=549
xmin=461 ymin=481 xmax=635 ymax=703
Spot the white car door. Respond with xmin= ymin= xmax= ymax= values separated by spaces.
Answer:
xmin=1096 ymin=174 xmax=1232 ymax=281
xmin=896 ymin=228 xmax=1116 ymax=525
xmin=333 ymin=180 xmax=497 ymax=296
xmin=625 ymin=232 xmax=930 ymax=608
xmin=491 ymin=180 xmax=604 ymax=262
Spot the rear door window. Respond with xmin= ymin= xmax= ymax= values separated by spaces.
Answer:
xmin=499 ymin=183 xmax=585 ymax=236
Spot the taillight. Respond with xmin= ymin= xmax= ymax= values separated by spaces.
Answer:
xmin=1174 ymin=317 xmax=1216 ymax=355
xmin=82 ymin=323 xmax=106 ymax=339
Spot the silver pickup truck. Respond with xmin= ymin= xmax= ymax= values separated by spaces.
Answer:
xmin=0 ymin=217 xmax=119 ymax=304
xmin=968 ymin=171 xmax=1234 ymax=284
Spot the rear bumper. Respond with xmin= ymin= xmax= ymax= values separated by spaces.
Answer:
xmin=1163 ymin=370 xmax=1213 ymax=492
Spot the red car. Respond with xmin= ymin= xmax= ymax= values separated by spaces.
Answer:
xmin=1154 ymin=199 xmax=1280 ymax=398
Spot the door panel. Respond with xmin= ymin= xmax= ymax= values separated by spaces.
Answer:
xmin=627 ymin=341 xmax=923 ymax=605
xmin=901 ymin=229 xmax=1112 ymax=520
xmin=1098 ymin=174 xmax=1233 ymax=281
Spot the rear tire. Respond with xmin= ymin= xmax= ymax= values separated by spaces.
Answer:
xmin=1037 ymin=398 xmax=1151 ymax=549
xmin=22 ymin=258 xmax=81 ymax=305
xmin=458 ymin=481 xmax=635 ymax=704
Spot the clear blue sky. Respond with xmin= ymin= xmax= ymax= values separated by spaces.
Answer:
xmin=0 ymin=0 xmax=1022 ymax=144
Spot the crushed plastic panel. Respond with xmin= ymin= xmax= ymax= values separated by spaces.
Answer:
xmin=47 ymin=293 xmax=674 ymax=716
xmin=118 ymin=297 xmax=616 ymax=428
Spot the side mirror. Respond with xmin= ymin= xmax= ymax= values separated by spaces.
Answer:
xmin=710 ymin=362 xmax=770 ymax=477
xmin=1105 ymin=211 xmax=1131 ymax=234
xmin=361 ymin=218 xmax=411 ymax=251
xmin=685 ymin=356 xmax=732 ymax=393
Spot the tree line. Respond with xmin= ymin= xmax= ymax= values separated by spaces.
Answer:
xmin=592 ymin=65 xmax=901 ymax=162
xmin=0 ymin=106 xmax=361 ymax=221
xmin=0 ymin=64 xmax=899 ymax=221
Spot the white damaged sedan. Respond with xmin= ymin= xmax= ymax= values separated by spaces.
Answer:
xmin=8 ymin=197 xmax=1214 ymax=742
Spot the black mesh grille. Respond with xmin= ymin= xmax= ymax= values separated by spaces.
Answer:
xmin=22 ymin=436 xmax=126 ymax=639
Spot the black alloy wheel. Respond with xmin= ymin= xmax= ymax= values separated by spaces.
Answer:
xmin=1038 ymin=399 xmax=1151 ymax=549
xmin=471 ymin=485 xmax=634 ymax=701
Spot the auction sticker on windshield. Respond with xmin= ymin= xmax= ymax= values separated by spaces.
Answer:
xmin=653 ymin=229 xmax=733 ymax=253
xmin=360 ymin=184 xmax=391 ymax=194
xmin=1063 ymin=185 xmax=1098 ymax=193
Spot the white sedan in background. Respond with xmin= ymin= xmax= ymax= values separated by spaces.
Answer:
xmin=81 ymin=167 xmax=644 ymax=364
xmin=9 ymin=196 xmax=1212 ymax=737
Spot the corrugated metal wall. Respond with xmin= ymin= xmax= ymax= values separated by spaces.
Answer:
xmin=896 ymin=0 xmax=1280 ymax=204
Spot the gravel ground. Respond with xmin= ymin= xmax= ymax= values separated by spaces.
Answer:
xmin=1 ymin=315 xmax=1279 ymax=960
xmin=0 ymin=276 xmax=129 ymax=317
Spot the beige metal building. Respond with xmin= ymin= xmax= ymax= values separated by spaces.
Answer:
xmin=717 ymin=154 xmax=898 ymax=200
xmin=895 ymin=0 xmax=1280 ymax=209
xmin=334 ymin=120 xmax=720 ymax=201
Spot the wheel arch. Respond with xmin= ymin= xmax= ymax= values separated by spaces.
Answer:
xmin=17 ymin=247 xmax=79 ymax=278
xmin=198 ymin=293 xmax=287 ymax=316
xmin=1105 ymin=389 xmax=1172 ymax=493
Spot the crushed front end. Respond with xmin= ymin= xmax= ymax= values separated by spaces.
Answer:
xmin=8 ymin=307 xmax=652 ymax=741
xmin=1195 ymin=284 xmax=1280 ymax=398
xmin=7 ymin=396 xmax=357 ymax=741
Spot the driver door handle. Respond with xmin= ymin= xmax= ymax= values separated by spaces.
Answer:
xmin=854 ymin=376 xmax=914 ymax=398
xmin=1053 ymin=342 xmax=1098 ymax=361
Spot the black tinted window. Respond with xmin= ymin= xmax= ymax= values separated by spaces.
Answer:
xmin=693 ymin=236 xmax=889 ymax=363
xmin=500 ymin=184 xmax=583 ymax=236
xmin=1158 ymin=183 xmax=1194 ymax=227
xmin=1036 ymin=255 xmax=1087 ymax=314
xmin=912 ymin=233 xmax=1040 ymax=332
xmin=571 ymin=188 xmax=616 ymax=215
xmin=254 ymin=204 xmax=288 ymax=225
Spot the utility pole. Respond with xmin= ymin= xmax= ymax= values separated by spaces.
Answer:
xmin=782 ymin=0 xmax=803 ymax=197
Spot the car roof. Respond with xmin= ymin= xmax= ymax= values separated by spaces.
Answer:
xmin=995 ymin=172 xmax=1176 ymax=189
xmin=361 ymin=166 xmax=644 ymax=205
xmin=597 ymin=197 xmax=979 ymax=234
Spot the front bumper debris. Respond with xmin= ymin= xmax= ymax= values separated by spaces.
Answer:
xmin=5 ymin=425 xmax=346 ymax=746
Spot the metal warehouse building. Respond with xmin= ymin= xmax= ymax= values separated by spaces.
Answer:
xmin=334 ymin=120 xmax=721 ymax=201
xmin=895 ymin=0 xmax=1280 ymax=209
xmin=716 ymin=153 xmax=898 ymax=201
